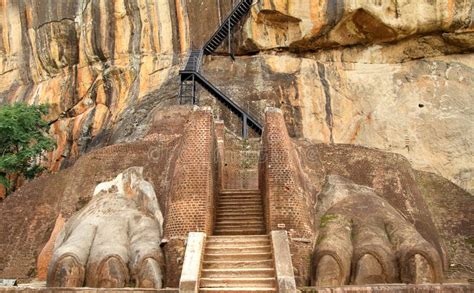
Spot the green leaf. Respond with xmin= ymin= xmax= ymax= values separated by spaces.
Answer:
xmin=0 ymin=103 xmax=56 ymax=195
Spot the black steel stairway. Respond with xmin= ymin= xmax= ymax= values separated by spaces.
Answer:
xmin=178 ymin=0 xmax=262 ymax=138
xmin=179 ymin=50 xmax=203 ymax=105
xmin=203 ymin=0 xmax=254 ymax=55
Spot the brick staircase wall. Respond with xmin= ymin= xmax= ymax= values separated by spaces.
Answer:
xmin=259 ymin=108 xmax=316 ymax=286
xmin=163 ymin=107 xmax=219 ymax=287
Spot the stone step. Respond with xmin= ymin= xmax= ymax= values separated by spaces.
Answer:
xmin=217 ymin=202 xmax=263 ymax=210
xmin=216 ymin=211 xmax=263 ymax=216
xmin=218 ymin=204 xmax=262 ymax=209
xmin=206 ymin=240 xmax=270 ymax=249
xmin=207 ymin=235 xmax=269 ymax=243
xmin=218 ymin=199 xmax=262 ymax=204
xmin=206 ymin=245 xmax=271 ymax=254
xmin=214 ymin=228 xmax=266 ymax=235
xmin=214 ymin=225 xmax=266 ymax=232
xmin=218 ymin=194 xmax=262 ymax=200
xmin=218 ymin=201 xmax=262 ymax=206
xmin=200 ymin=288 xmax=276 ymax=292
xmin=217 ymin=207 xmax=263 ymax=213
xmin=204 ymin=252 xmax=272 ymax=262
xmin=220 ymin=190 xmax=261 ymax=195
xmin=216 ymin=212 xmax=263 ymax=218
xmin=203 ymin=259 xmax=274 ymax=270
xmin=216 ymin=215 xmax=264 ymax=221
xmin=218 ymin=198 xmax=262 ymax=203
xmin=215 ymin=218 xmax=264 ymax=222
xmin=214 ymin=224 xmax=265 ymax=229
xmin=200 ymin=277 xmax=276 ymax=288
xmin=201 ymin=268 xmax=275 ymax=278
xmin=219 ymin=193 xmax=262 ymax=197
xmin=215 ymin=220 xmax=264 ymax=225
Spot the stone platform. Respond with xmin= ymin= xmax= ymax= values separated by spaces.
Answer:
xmin=300 ymin=284 xmax=472 ymax=293
xmin=0 ymin=288 xmax=178 ymax=293
xmin=0 ymin=284 xmax=472 ymax=292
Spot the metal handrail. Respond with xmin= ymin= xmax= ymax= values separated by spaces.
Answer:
xmin=203 ymin=0 xmax=253 ymax=55
xmin=178 ymin=0 xmax=264 ymax=136
xmin=181 ymin=49 xmax=204 ymax=72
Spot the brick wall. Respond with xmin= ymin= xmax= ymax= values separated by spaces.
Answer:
xmin=260 ymin=107 xmax=315 ymax=285
xmin=215 ymin=121 xmax=225 ymax=191
xmin=162 ymin=107 xmax=217 ymax=287
xmin=222 ymin=130 xmax=260 ymax=190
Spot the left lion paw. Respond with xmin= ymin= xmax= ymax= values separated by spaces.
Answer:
xmin=47 ymin=167 xmax=164 ymax=288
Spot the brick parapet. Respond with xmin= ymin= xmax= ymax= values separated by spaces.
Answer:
xmin=261 ymin=108 xmax=314 ymax=238
xmin=260 ymin=107 xmax=315 ymax=285
xmin=163 ymin=107 xmax=216 ymax=238
xmin=162 ymin=107 xmax=217 ymax=287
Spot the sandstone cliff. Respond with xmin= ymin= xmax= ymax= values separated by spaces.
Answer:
xmin=1 ymin=0 xmax=472 ymax=192
xmin=0 ymin=0 xmax=472 ymax=285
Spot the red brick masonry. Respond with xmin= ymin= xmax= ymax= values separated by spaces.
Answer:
xmin=162 ymin=107 xmax=217 ymax=287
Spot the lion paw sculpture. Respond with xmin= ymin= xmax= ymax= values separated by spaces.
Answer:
xmin=47 ymin=167 xmax=164 ymax=288
xmin=313 ymin=175 xmax=443 ymax=286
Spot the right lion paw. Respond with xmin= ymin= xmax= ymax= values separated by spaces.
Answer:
xmin=313 ymin=176 xmax=443 ymax=286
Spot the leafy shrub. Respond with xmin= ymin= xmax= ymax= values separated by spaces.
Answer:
xmin=0 ymin=103 xmax=55 ymax=195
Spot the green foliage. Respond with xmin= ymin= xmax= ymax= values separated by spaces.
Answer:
xmin=0 ymin=103 xmax=55 ymax=194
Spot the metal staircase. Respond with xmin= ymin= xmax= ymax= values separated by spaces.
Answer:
xmin=203 ymin=0 xmax=254 ymax=55
xmin=178 ymin=0 xmax=262 ymax=138
xmin=179 ymin=50 xmax=203 ymax=105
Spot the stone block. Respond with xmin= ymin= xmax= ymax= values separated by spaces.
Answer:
xmin=179 ymin=232 xmax=206 ymax=293
xmin=271 ymin=230 xmax=297 ymax=292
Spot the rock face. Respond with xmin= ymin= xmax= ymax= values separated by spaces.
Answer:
xmin=240 ymin=0 xmax=474 ymax=52
xmin=1 ymin=0 xmax=472 ymax=192
xmin=202 ymin=52 xmax=474 ymax=195
xmin=0 ymin=106 xmax=192 ymax=283
xmin=0 ymin=0 xmax=472 ymax=287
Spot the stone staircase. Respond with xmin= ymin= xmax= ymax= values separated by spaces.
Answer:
xmin=214 ymin=190 xmax=265 ymax=235
xmin=199 ymin=190 xmax=276 ymax=292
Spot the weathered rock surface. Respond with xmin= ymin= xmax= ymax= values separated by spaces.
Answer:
xmin=239 ymin=0 xmax=474 ymax=52
xmin=1 ymin=0 xmax=472 ymax=193
xmin=415 ymin=170 xmax=474 ymax=282
xmin=0 ymin=0 xmax=472 ymax=287
xmin=202 ymin=51 xmax=473 ymax=193
xmin=0 ymin=106 xmax=192 ymax=283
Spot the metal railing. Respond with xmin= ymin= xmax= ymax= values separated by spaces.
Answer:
xmin=178 ymin=0 xmax=264 ymax=137
xmin=203 ymin=0 xmax=254 ymax=55
xmin=181 ymin=49 xmax=203 ymax=72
